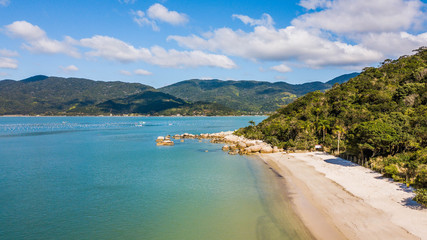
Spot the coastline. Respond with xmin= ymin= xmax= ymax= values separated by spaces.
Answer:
xmin=258 ymin=152 xmax=427 ymax=240
xmin=162 ymin=131 xmax=427 ymax=239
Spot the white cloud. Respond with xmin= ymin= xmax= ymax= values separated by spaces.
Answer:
xmin=0 ymin=49 xmax=18 ymax=57
xmin=148 ymin=46 xmax=236 ymax=69
xmin=232 ymin=13 xmax=274 ymax=28
xmin=299 ymin=0 xmax=332 ymax=10
xmin=147 ymin=3 xmax=188 ymax=25
xmin=120 ymin=70 xmax=132 ymax=76
xmin=79 ymin=35 xmax=236 ymax=69
xmin=4 ymin=21 xmax=80 ymax=58
xmin=0 ymin=57 xmax=18 ymax=69
xmin=271 ymin=63 xmax=292 ymax=73
xmin=134 ymin=69 xmax=152 ymax=75
xmin=293 ymin=0 xmax=424 ymax=33
xmin=169 ymin=25 xmax=382 ymax=68
xmin=132 ymin=10 xmax=159 ymax=31
xmin=0 ymin=0 xmax=10 ymax=7
xmin=80 ymin=35 xmax=151 ymax=62
xmin=360 ymin=32 xmax=427 ymax=56
xmin=132 ymin=4 xmax=188 ymax=30
xmin=60 ymin=65 xmax=78 ymax=72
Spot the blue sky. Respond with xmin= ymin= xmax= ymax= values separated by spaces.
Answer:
xmin=0 ymin=0 xmax=426 ymax=87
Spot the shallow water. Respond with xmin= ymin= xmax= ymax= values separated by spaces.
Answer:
xmin=0 ymin=117 xmax=312 ymax=240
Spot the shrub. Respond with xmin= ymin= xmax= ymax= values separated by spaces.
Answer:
xmin=414 ymin=188 xmax=427 ymax=207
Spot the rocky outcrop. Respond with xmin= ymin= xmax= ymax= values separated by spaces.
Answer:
xmin=156 ymin=139 xmax=174 ymax=146
xmin=154 ymin=131 xmax=284 ymax=154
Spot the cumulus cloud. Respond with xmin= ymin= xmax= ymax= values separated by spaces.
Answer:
xmin=169 ymin=25 xmax=382 ymax=68
xmin=293 ymin=0 xmax=424 ymax=33
xmin=120 ymin=70 xmax=132 ymax=76
xmin=271 ymin=63 xmax=292 ymax=73
xmin=134 ymin=69 xmax=152 ymax=75
xmin=232 ymin=13 xmax=274 ymax=28
xmin=4 ymin=21 xmax=80 ymax=58
xmin=299 ymin=0 xmax=332 ymax=10
xmin=0 ymin=0 xmax=10 ymax=7
xmin=132 ymin=10 xmax=159 ymax=31
xmin=147 ymin=3 xmax=188 ymax=25
xmin=0 ymin=49 xmax=18 ymax=57
xmin=79 ymin=35 xmax=236 ymax=69
xmin=60 ymin=65 xmax=78 ymax=72
xmin=80 ymin=35 xmax=151 ymax=62
xmin=132 ymin=3 xmax=188 ymax=30
xmin=170 ymin=0 xmax=426 ymax=70
xmin=360 ymin=32 xmax=427 ymax=56
xmin=0 ymin=57 xmax=18 ymax=69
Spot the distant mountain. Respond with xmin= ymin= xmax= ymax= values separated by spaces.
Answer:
xmin=159 ymin=72 xmax=359 ymax=113
xmin=0 ymin=76 xmax=153 ymax=115
xmin=0 ymin=72 xmax=358 ymax=115
xmin=0 ymin=76 xmax=236 ymax=115
xmin=20 ymin=75 xmax=49 ymax=83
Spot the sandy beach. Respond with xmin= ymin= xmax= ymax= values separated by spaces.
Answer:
xmin=259 ymin=152 xmax=427 ymax=240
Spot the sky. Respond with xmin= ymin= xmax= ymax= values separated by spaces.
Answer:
xmin=0 ymin=0 xmax=426 ymax=87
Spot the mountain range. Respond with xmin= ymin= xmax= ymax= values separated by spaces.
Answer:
xmin=0 ymin=73 xmax=358 ymax=116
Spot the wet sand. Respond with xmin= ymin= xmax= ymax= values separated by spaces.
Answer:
xmin=259 ymin=152 xmax=427 ymax=240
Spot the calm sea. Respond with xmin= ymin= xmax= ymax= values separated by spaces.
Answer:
xmin=0 ymin=117 xmax=312 ymax=240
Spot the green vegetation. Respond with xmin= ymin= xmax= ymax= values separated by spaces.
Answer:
xmin=0 ymin=73 xmax=357 ymax=116
xmin=236 ymin=47 xmax=427 ymax=205
xmin=0 ymin=76 xmax=236 ymax=116
xmin=159 ymin=73 xmax=358 ymax=113
xmin=0 ymin=76 xmax=153 ymax=115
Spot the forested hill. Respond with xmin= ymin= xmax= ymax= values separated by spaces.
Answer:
xmin=0 ymin=73 xmax=358 ymax=115
xmin=236 ymin=47 xmax=427 ymax=200
xmin=0 ymin=76 xmax=154 ymax=115
xmin=159 ymin=72 xmax=359 ymax=113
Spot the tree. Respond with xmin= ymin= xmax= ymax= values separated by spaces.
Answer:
xmin=333 ymin=125 xmax=345 ymax=155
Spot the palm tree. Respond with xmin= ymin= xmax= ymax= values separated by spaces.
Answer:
xmin=318 ymin=119 xmax=330 ymax=143
xmin=333 ymin=125 xmax=345 ymax=155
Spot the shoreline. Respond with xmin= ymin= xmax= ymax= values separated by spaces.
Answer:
xmin=158 ymin=131 xmax=427 ymax=239
xmin=258 ymin=152 xmax=427 ymax=240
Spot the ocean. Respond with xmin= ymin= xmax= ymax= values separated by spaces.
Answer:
xmin=0 ymin=117 xmax=312 ymax=240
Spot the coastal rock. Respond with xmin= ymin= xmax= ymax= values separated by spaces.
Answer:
xmin=222 ymin=145 xmax=230 ymax=151
xmin=173 ymin=134 xmax=181 ymax=139
xmin=156 ymin=136 xmax=165 ymax=142
xmin=229 ymin=144 xmax=238 ymax=151
xmin=228 ymin=150 xmax=238 ymax=155
xmin=273 ymin=146 xmax=280 ymax=153
xmin=242 ymin=147 xmax=252 ymax=154
xmin=260 ymin=146 xmax=273 ymax=153
xmin=249 ymin=145 xmax=262 ymax=153
xmin=245 ymin=141 xmax=256 ymax=147
xmin=237 ymin=142 xmax=247 ymax=149
xmin=157 ymin=140 xmax=174 ymax=146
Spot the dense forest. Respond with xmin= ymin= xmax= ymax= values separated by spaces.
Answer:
xmin=236 ymin=47 xmax=427 ymax=205
xmin=0 ymin=73 xmax=357 ymax=116
xmin=160 ymin=73 xmax=358 ymax=113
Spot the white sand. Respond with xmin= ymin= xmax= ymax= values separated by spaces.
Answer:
xmin=259 ymin=152 xmax=427 ymax=240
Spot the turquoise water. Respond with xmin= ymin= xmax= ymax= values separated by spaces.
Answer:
xmin=0 ymin=117 xmax=312 ymax=240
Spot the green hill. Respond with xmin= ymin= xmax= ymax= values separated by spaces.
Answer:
xmin=0 ymin=76 xmax=154 ymax=115
xmin=236 ymin=47 xmax=427 ymax=202
xmin=0 ymin=76 xmax=236 ymax=116
xmin=159 ymin=73 xmax=358 ymax=113
xmin=0 ymin=73 xmax=358 ymax=116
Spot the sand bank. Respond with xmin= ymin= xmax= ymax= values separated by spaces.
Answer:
xmin=259 ymin=152 xmax=427 ymax=240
